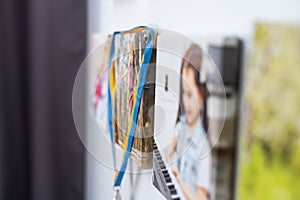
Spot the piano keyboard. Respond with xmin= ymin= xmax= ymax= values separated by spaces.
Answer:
xmin=152 ymin=142 xmax=183 ymax=200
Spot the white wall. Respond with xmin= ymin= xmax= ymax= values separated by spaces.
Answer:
xmin=98 ymin=0 xmax=300 ymax=38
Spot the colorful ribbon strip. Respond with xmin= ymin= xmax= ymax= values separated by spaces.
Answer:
xmin=107 ymin=26 xmax=157 ymax=187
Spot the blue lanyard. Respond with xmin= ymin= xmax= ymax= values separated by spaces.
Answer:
xmin=107 ymin=26 xmax=156 ymax=187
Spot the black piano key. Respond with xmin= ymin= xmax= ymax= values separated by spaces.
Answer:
xmin=160 ymin=165 xmax=166 ymax=169
xmin=165 ymin=176 xmax=171 ymax=183
xmin=168 ymin=184 xmax=175 ymax=190
xmin=170 ymin=188 xmax=177 ymax=195
xmin=162 ymin=171 xmax=169 ymax=176
xmin=158 ymin=159 xmax=163 ymax=164
xmin=163 ymin=173 xmax=170 ymax=178
xmin=159 ymin=163 xmax=164 ymax=167
xmin=158 ymin=160 xmax=164 ymax=164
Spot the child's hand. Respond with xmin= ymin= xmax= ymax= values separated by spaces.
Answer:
xmin=172 ymin=164 xmax=178 ymax=176
xmin=172 ymin=164 xmax=182 ymax=184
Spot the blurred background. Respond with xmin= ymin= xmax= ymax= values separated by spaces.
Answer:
xmin=1 ymin=0 xmax=300 ymax=200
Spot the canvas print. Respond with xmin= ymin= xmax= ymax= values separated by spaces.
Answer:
xmin=238 ymin=23 xmax=300 ymax=199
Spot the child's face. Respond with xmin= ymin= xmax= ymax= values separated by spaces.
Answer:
xmin=182 ymin=67 xmax=203 ymax=126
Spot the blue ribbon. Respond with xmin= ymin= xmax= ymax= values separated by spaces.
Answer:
xmin=107 ymin=26 xmax=156 ymax=187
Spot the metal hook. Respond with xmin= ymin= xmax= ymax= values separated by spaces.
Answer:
xmin=113 ymin=186 xmax=121 ymax=200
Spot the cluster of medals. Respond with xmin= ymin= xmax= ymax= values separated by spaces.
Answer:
xmin=113 ymin=31 xmax=155 ymax=168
